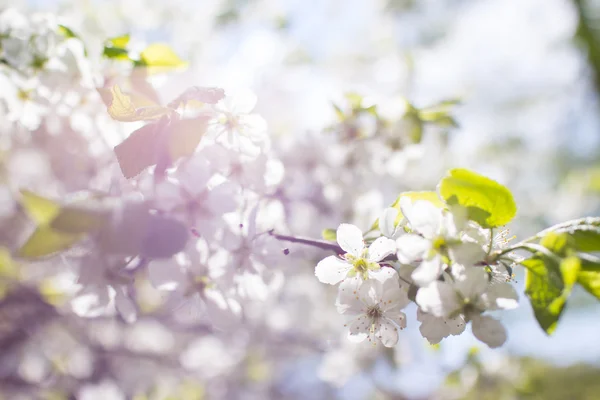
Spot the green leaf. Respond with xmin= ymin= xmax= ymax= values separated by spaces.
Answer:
xmin=576 ymin=255 xmax=600 ymax=298
xmin=523 ymin=255 xmax=565 ymax=334
xmin=438 ymin=168 xmax=517 ymax=228
xmin=103 ymin=34 xmax=131 ymax=61
xmin=137 ymin=43 xmax=188 ymax=72
xmin=522 ymin=238 xmax=581 ymax=335
xmin=0 ymin=248 xmax=17 ymax=279
xmin=322 ymin=228 xmax=337 ymax=241
xmin=107 ymin=34 xmax=130 ymax=49
xmin=49 ymin=204 xmax=110 ymax=234
xmin=58 ymin=25 xmax=79 ymax=39
xmin=18 ymin=192 xmax=112 ymax=258
xmin=20 ymin=190 xmax=61 ymax=224
xmin=18 ymin=226 xmax=83 ymax=259
xmin=535 ymin=217 xmax=600 ymax=252
xmin=540 ymin=232 xmax=572 ymax=257
xmin=103 ymin=46 xmax=130 ymax=61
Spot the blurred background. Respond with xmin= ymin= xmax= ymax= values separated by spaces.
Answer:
xmin=2 ymin=0 xmax=600 ymax=399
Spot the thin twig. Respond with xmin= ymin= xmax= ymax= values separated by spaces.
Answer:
xmin=267 ymin=230 xmax=343 ymax=253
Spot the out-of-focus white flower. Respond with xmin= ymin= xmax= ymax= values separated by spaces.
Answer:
xmin=336 ymin=269 xmax=409 ymax=347
xmin=78 ymin=380 xmax=125 ymax=400
xmin=211 ymin=89 xmax=269 ymax=156
xmin=0 ymin=74 xmax=47 ymax=130
xmin=315 ymin=223 xmax=396 ymax=285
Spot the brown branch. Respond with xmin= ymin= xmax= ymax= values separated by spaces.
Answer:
xmin=267 ymin=230 xmax=343 ymax=253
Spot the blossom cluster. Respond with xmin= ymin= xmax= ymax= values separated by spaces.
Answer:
xmin=315 ymin=197 xmax=520 ymax=348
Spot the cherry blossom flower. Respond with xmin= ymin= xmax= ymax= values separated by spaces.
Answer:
xmin=395 ymin=198 xmax=486 ymax=286
xmin=416 ymin=268 xmax=518 ymax=347
xmin=336 ymin=269 xmax=409 ymax=347
xmin=315 ymin=223 xmax=396 ymax=285
xmin=211 ymin=89 xmax=269 ymax=156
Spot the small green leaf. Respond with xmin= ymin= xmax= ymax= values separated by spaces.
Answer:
xmin=438 ymin=168 xmax=517 ymax=228
xmin=58 ymin=25 xmax=79 ymax=39
xmin=322 ymin=228 xmax=337 ymax=241
xmin=137 ymin=43 xmax=188 ymax=71
xmin=103 ymin=46 xmax=130 ymax=61
xmin=103 ymin=34 xmax=131 ymax=61
xmin=50 ymin=204 xmax=110 ymax=234
xmin=18 ymin=226 xmax=83 ymax=259
xmin=107 ymin=34 xmax=130 ymax=49
xmin=20 ymin=190 xmax=61 ymax=224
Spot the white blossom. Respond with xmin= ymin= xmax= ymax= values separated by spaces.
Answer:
xmin=336 ymin=269 xmax=409 ymax=347
xmin=315 ymin=223 xmax=396 ymax=285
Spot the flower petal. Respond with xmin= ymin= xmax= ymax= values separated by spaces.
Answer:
xmin=411 ymin=256 xmax=444 ymax=287
xmin=482 ymin=282 xmax=519 ymax=310
xmin=203 ymin=288 xmax=242 ymax=330
xmin=417 ymin=311 xmax=450 ymax=345
xmin=336 ymin=277 xmax=365 ymax=315
xmin=347 ymin=316 xmax=369 ymax=343
xmin=336 ymin=223 xmax=364 ymax=257
xmin=471 ymin=314 xmax=507 ymax=348
xmin=114 ymin=287 xmax=137 ymax=324
xmin=447 ymin=314 xmax=467 ymax=335
xmin=416 ymin=281 xmax=461 ymax=318
xmin=401 ymin=198 xmax=442 ymax=239
xmin=376 ymin=318 xmax=400 ymax=347
xmin=449 ymin=241 xmax=486 ymax=267
xmin=358 ymin=278 xmax=383 ymax=307
xmin=454 ymin=267 xmax=489 ymax=301
xmin=396 ymin=234 xmax=430 ymax=264
xmin=367 ymin=237 xmax=396 ymax=262
xmin=147 ymin=259 xmax=187 ymax=291
xmin=380 ymin=271 xmax=410 ymax=312
xmin=379 ymin=207 xmax=399 ymax=238
xmin=315 ymin=256 xmax=351 ymax=285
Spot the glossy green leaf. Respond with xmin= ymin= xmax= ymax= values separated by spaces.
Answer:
xmin=438 ymin=168 xmax=517 ymax=228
